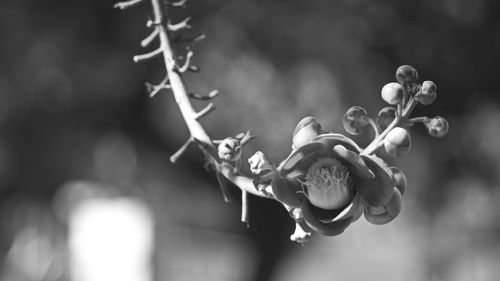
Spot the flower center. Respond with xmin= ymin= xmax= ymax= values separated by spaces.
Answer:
xmin=299 ymin=157 xmax=354 ymax=210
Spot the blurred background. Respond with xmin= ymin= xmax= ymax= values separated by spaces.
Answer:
xmin=0 ymin=0 xmax=500 ymax=280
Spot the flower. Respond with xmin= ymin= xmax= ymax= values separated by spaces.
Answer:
xmin=271 ymin=132 xmax=401 ymax=236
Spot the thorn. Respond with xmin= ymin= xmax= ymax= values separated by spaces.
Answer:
xmin=168 ymin=17 xmax=192 ymax=32
xmin=170 ymin=137 xmax=194 ymax=163
xmin=194 ymin=103 xmax=215 ymax=120
xmin=146 ymin=18 xmax=162 ymax=28
xmin=241 ymin=190 xmax=249 ymax=227
xmin=178 ymin=49 xmax=194 ymax=72
xmin=141 ymin=28 xmax=160 ymax=47
xmin=191 ymin=33 xmax=206 ymax=43
xmin=188 ymin=90 xmax=219 ymax=100
xmin=173 ymin=33 xmax=206 ymax=44
xmin=165 ymin=0 xmax=188 ymax=8
xmin=145 ymin=76 xmax=170 ymax=97
xmin=133 ymin=47 xmax=164 ymax=63
xmin=215 ymin=171 xmax=232 ymax=203
xmin=148 ymin=84 xmax=171 ymax=98
xmin=188 ymin=65 xmax=200 ymax=72
xmin=113 ymin=0 xmax=145 ymax=9
xmin=145 ymin=81 xmax=168 ymax=92
xmin=239 ymin=130 xmax=255 ymax=145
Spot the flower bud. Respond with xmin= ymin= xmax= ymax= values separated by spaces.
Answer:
xmin=248 ymin=151 xmax=272 ymax=174
xmin=343 ymin=106 xmax=369 ymax=135
xmin=364 ymin=187 xmax=402 ymax=225
xmin=390 ymin=167 xmax=407 ymax=195
xmin=415 ymin=80 xmax=437 ymax=105
xmin=377 ymin=107 xmax=397 ymax=130
xmin=384 ymin=127 xmax=411 ymax=157
xmin=395 ymin=65 xmax=418 ymax=85
xmin=290 ymin=221 xmax=312 ymax=244
xmin=381 ymin=82 xmax=404 ymax=105
xmin=293 ymin=116 xmax=322 ymax=149
xmin=424 ymin=116 xmax=449 ymax=138
xmin=218 ymin=137 xmax=242 ymax=161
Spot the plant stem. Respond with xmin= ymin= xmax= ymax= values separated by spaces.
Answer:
xmin=361 ymin=95 xmax=418 ymax=156
xmin=361 ymin=117 xmax=401 ymax=156
xmin=407 ymin=116 xmax=429 ymax=125
xmin=367 ymin=117 xmax=380 ymax=137
xmin=148 ymin=0 xmax=273 ymax=199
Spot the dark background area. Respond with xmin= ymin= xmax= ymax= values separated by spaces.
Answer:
xmin=1 ymin=0 xmax=500 ymax=280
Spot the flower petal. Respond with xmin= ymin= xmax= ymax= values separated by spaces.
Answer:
xmin=333 ymin=145 xmax=375 ymax=180
xmin=358 ymin=154 xmax=394 ymax=207
xmin=317 ymin=192 xmax=363 ymax=223
xmin=271 ymin=175 xmax=305 ymax=208
xmin=390 ymin=167 xmax=407 ymax=195
xmin=313 ymin=133 xmax=362 ymax=152
xmin=279 ymin=134 xmax=362 ymax=179
xmin=364 ymin=188 xmax=402 ymax=225
xmin=301 ymin=201 xmax=352 ymax=236
xmin=279 ymin=142 xmax=326 ymax=175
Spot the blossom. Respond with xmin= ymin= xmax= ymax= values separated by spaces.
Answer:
xmin=271 ymin=133 xmax=402 ymax=236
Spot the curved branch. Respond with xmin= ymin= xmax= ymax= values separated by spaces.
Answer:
xmin=147 ymin=0 xmax=274 ymax=199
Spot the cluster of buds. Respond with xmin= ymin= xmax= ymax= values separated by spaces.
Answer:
xmin=248 ymin=65 xmax=448 ymax=244
xmin=343 ymin=65 xmax=449 ymax=157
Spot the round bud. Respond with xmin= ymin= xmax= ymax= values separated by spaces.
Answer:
xmin=384 ymin=127 xmax=411 ymax=157
xmin=292 ymin=116 xmax=323 ymax=149
xmin=390 ymin=167 xmax=407 ymax=195
xmin=381 ymin=82 xmax=404 ymax=105
xmin=343 ymin=106 xmax=369 ymax=135
xmin=248 ymin=151 xmax=272 ymax=175
xmin=377 ymin=107 xmax=397 ymax=130
xmin=364 ymin=187 xmax=402 ymax=225
xmin=218 ymin=138 xmax=242 ymax=161
xmin=424 ymin=116 xmax=449 ymax=138
xmin=415 ymin=80 xmax=437 ymax=105
xmin=395 ymin=65 xmax=418 ymax=85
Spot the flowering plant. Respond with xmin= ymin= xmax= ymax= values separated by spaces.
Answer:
xmin=248 ymin=65 xmax=448 ymax=243
xmin=115 ymin=0 xmax=449 ymax=244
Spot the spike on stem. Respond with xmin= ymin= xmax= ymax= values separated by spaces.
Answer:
xmin=146 ymin=76 xmax=170 ymax=97
xmin=241 ymin=190 xmax=249 ymax=227
xmin=194 ymin=103 xmax=215 ymax=120
xmin=133 ymin=46 xmax=164 ymax=62
xmin=215 ymin=170 xmax=232 ymax=203
xmin=173 ymin=33 xmax=206 ymax=44
xmin=188 ymin=90 xmax=219 ymax=100
xmin=168 ymin=17 xmax=192 ymax=32
xmin=170 ymin=137 xmax=194 ymax=163
xmin=165 ymin=0 xmax=188 ymax=8
xmin=114 ymin=0 xmax=145 ymax=9
xmin=141 ymin=28 xmax=160 ymax=47
xmin=178 ymin=50 xmax=194 ymax=72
